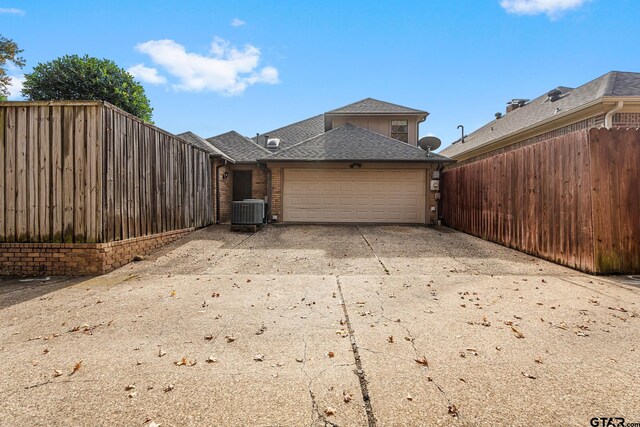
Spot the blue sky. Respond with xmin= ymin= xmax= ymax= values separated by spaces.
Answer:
xmin=2 ymin=0 xmax=640 ymax=149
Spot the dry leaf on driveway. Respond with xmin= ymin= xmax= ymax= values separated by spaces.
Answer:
xmin=174 ymin=357 xmax=196 ymax=366
xmin=511 ymin=326 xmax=525 ymax=339
xmin=70 ymin=361 xmax=82 ymax=375
xmin=415 ymin=357 xmax=429 ymax=367
xmin=448 ymin=404 xmax=459 ymax=417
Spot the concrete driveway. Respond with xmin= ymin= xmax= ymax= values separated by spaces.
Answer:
xmin=1 ymin=225 xmax=639 ymax=426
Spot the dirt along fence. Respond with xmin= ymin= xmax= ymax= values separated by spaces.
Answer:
xmin=0 ymin=101 xmax=215 ymax=275
xmin=442 ymin=128 xmax=640 ymax=274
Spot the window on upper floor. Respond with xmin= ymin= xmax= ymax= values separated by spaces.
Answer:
xmin=391 ymin=120 xmax=408 ymax=143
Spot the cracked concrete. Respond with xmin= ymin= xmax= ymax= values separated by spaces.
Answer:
xmin=1 ymin=224 xmax=639 ymax=426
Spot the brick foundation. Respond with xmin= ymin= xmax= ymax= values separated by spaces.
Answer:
xmin=0 ymin=228 xmax=194 ymax=276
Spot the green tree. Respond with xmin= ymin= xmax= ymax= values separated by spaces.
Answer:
xmin=22 ymin=54 xmax=153 ymax=121
xmin=0 ymin=35 xmax=26 ymax=100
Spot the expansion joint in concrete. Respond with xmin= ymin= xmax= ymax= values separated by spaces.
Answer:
xmin=336 ymin=276 xmax=377 ymax=427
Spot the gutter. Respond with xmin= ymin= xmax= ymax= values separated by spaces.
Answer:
xmin=257 ymin=158 xmax=455 ymax=164
xmin=604 ymin=101 xmax=624 ymax=128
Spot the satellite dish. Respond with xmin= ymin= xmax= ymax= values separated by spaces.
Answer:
xmin=418 ymin=136 xmax=441 ymax=151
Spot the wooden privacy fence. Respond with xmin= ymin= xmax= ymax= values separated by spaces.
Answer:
xmin=0 ymin=101 xmax=214 ymax=243
xmin=442 ymin=128 xmax=640 ymax=274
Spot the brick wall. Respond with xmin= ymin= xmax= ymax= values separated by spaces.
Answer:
xmin=0 ymin=228 xmax=193 ymax=276
xmin=613 ymin=112 xmax=640 ymax=127
xmin=252 ymin=167 xmax=268 ymax=200
xmin=270 ymin=167 xmax=283 ymax=220
xmin=218 ymin=165 xmax=233 ymax=223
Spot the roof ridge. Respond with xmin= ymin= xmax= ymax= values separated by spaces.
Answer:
xmin=256 ymin=113 xmax=324 ymax=138
xmin=326 ymin=97 xmax=426 ymax=114
xmin=207 ymin=130 xmax=272 ymax=157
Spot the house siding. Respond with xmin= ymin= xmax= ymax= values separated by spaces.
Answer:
xmin=331 ymin=116 xmax=420 ymax=146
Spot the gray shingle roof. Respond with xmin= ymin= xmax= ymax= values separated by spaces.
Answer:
xmin=326 ymin=98 xmax=427 ymax=115
xmin=252 ymin=114 xmax=325 ymax=150
xmin=207 ymin=131 xmax=271 ymax=163
xmin=176 ymin=131 xmax=234 ymax=161
xmin=260 ymin=123 xmax=452 ymax=163
xmin=440 ymin=71 xmax=640 ymax=158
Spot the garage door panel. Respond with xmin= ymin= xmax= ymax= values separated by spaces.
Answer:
xmin=283 ymin=168 xmax=426 ymax=223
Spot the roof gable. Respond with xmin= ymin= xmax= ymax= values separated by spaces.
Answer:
xmin=207 ymin=131 xmax=270 ymax=163
xmin=261 ymin=123 xmax=451 ymax=163
xmin=176 ymin=131 xmax=233 ymax=161
xmin=325 ymin=98 xmax=427 ymax=115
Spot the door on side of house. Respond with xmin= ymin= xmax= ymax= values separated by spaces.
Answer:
xmin=282 ymin=168 xmax=426 ymax=223
xmin=233 ymin=170 xmax=253 ymax=201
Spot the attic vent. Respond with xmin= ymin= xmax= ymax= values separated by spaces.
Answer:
xmin=266 ymin=138 xmax=280 ymax=149
xmin=547 ymin=89 xmax=562 ymax=102
xmin=506 ymin=98 xmax=529 ymax=113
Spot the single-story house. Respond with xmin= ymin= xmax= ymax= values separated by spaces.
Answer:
xmin=193 ymin=98 xmax=453 ymax=224
xmin=439 ymin=70 xmax=640 ymax=162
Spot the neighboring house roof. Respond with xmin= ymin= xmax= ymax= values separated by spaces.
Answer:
xmin=326 ymin=97 xmax=427 ymax=115
xmin=207 ymin=131 xmax=271 ymax=163
xmin=440 ymin=71 xmax=640 ymax=159
xmin=176 ymin=131 xmax=234 ymax=162
xmin=260 ymin=123 xmax=452 ymax=163
xmin=252 ymin=114 xmax=325 ymax=150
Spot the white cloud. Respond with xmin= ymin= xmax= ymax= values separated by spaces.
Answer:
xmin=6 ymin=75 xmax=25 ymax=100
xmin=134 ymin=37 xmax=279 ymax=95
xmin=500 ymin=0 xmax=590 ymax=18
xmin=0 ymin=8 xmax=25 ymax=15
xmin=127 ymin=63 xmax=167 ymax=85
xmin=230 ymin=18 xmax=246 ymax=27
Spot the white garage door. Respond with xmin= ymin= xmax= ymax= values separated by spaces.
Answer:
xmin=283 ymin=168 xmax=426 ymax=223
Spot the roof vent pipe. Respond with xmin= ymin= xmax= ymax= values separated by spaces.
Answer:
xmin=604 ymin=101 xmax=624 ymax=128
xmin=457 ymin=125 xmax=465 ymax=144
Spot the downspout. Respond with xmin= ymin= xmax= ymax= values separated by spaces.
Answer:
xmin=265 ymin=164 xmax=272 ymax=223
xmin=436 ymin=163 xmax=446 ymax=224
xmin=416 ymin=115 xmax=427 ymax=145
xmin=604 ymin=101 xmax=624 ymax=128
